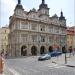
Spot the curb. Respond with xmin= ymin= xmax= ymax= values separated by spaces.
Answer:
xmin=65 ymin=65 xmax=75 ymax=68
xmin=52 ymin=61 xmax=75 ymax=68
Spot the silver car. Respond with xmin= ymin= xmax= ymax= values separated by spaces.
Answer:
xmin=38 ymin=53 xmax=51 ymax=61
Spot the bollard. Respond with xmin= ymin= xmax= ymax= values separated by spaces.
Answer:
xmin=0 ymin=56 xmax=4 ymax=74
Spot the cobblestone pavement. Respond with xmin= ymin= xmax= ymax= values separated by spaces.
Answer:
xmin=2 ymin=55 xmax=75 ymax=75
xmin=51 ymin=54 xmax=75 ymax=66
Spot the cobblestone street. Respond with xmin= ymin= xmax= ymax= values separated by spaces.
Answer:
xmin=2 ymin=55 xmax=75 ymax=75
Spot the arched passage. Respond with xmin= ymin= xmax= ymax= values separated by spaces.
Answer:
xmin=49 ymin=46 xmax=53 ymax=52
xmin=21 ymin=45 xmax=27 ymax=56
xmin=31 ymin=46 xmax=37 ymax=55
xmin=40 ymin=46 xmax=45 ymax=54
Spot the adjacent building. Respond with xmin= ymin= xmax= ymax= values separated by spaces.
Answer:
xmin=73 ymin=26 xmax=75 ymax=48
xmin=67 ymin=26 xmax=75 ymax=50
xmin=8 ymin=0 xmax=66 ymax=57
xmin=0 ymin=26 xmax=10 ymax=54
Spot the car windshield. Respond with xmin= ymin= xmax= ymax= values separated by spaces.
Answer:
xmin=42 ymin=54 xmax=49 ymax=57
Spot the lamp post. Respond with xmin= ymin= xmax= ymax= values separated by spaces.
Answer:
xmin=65 ymin=51 xmax=67 ymax=64
xmin=64 ymin=34 xmax=67 ymax=64
xmin=60 ymin=35 xmax=61 ymax=52
xmin=64 ymin=45 xmax=67 ymax=64
xmin=64 ymin=46 xmax=67 ymax=64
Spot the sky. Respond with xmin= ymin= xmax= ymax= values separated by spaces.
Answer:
xmin=0 ymin=0 xmax=75 ymax=27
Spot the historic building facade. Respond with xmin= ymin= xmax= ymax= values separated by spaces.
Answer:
xmin=8 ymin=0 xmax=66 ymax=57
xmin=0 ymin=26 xmax=9 ymax=54
xmin=67 ymin=26 xmax=75 ymax=50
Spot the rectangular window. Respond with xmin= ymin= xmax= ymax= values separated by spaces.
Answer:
xmin=48 ymin=26 xmax=53 ymax=32
xmin=31 ymin=24 xmax=37 ymax=30
xmin=41 ymin=35 xmax=45 ymax=42
xmin=40 ymin=25 xmax=45 ymax=31
xmin=62 ymin=29 xmax=65 ymax=34
xmin=32 ymin=35 xmax=37 ymax=42
xmin=21 ymin=22 xmax=28 ymax=29
xmin=21 ymin=34 xmax=27 ymax=42
xmin=49 ymin=35 xmax=53 ymax=43
xmin=55 ymin=27 xmax=59 ymax=33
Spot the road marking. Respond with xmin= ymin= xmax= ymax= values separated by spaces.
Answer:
xmin=48 ymin=64 xmax=66 ymax=68
xmin=8 ymin=67 xmax=21 ymax=75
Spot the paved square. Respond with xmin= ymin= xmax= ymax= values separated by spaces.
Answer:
xmin=3 ymin=56 xmax=75 ymax=75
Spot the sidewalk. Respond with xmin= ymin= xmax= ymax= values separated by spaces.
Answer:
xmin=51 ymin=53 xmax=75 ymax=68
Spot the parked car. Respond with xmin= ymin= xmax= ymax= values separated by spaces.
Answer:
xmin=38 ymin=53 xmax=51 ymax=61
xmin=50 ymin=51 xmax=62 ymax=57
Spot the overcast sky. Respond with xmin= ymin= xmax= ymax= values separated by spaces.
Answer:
xmin=0 ymin=0 xmax=75 ymax=27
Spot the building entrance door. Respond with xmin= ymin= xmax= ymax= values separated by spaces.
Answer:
xmin=21 ymin=46 xmax=27 ymax=56
xmin=40 ymin=46 xmax=45 ymax=54
xmin=31 ymin=46 xmax=37 ymax=55
xmin=49 ymin=46 xmax=53 ymax=52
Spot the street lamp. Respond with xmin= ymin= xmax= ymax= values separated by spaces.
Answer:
xmin=64 ymin=34 xmax=67 ymax=64
xmin=64 ymin=46 xmax=67 ymax=64
xmin=64 ymin=47 xmax=67 ymax=64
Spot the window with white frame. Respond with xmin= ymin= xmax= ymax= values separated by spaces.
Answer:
xmin=49 ymin=35 xmax=53 ymax=43
xmin=56 ymin=35 xmax=60 ymax=43
xmin=48 ymin=26 xmax=53 ymax=32
xmin=61 ymin=29 xmax=65 ymax=34
xmin=31 ymin=23 xmax=37 ymax=30
xmin=15 ymin=24 xmax=19 ymax=29
xmin=55 ymin=27 xmax=59 ymax=33
xmin=31 ymin=35 xmax=37 ymax=42
xmin=21 ymin=34 xmax=27 ymax=42
xmin=21 ymin=22 xmax=28 ymax=29
xmin=41 ymin=35 xmax=45 ymax=42
xmin=40 ymin=25 xmax=45 ymax=31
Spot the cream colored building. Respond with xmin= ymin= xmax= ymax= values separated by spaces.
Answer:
xmin=8 ymin=0 xmax=67 ymax=57
xmin=0 ymin=26 xmax=10 ymax=54
xmin=73 ymin=26 xmax=75 ymax=48
xmin=72 ymin=26 xmax=75 ymax=49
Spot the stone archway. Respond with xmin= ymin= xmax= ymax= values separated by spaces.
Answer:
xmin=49 ymin=46 xmax=53 ymax=52
xmin=40 ymin=46 xmax=45 ymax=54
xmin=31 ymin=46 xmax=37 ymax=55
xmin=21 ymin=45 xmax=27 ymax=56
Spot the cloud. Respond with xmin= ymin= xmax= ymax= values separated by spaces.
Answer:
xmin=0 ymin=0 xmax=29 ymax=27
xmin=1 ymin=0 xmax=16 ymax=27
xmin=0 ymin=0 xmax=74 ymax=27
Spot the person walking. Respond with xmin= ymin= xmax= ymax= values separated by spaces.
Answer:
xmin=69 ymin=46 xmax=72 ymax=57
xmin=5 ymin=51 xmax=8 ymax=58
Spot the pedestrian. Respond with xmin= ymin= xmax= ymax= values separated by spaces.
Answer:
xmin=0 ymin=50 xmax=4 ymax=58
xmin=5 ymin=51 xmax=8 ymax=58
xmin=69 ymin=46 xmax=72 ymax=57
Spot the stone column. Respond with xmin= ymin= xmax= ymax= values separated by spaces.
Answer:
xmin=27 ymin=44 xmax=32 ymax=56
